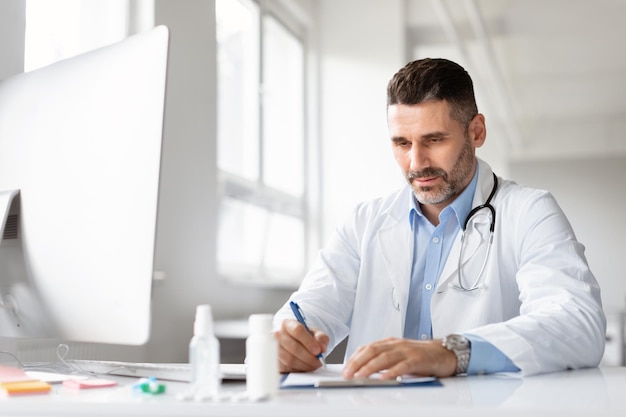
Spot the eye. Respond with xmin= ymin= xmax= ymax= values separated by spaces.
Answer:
xmin=424 ymin=135 xmax=446 ymax=146
xmin=393 ymin=139 xmax=411 ymax=148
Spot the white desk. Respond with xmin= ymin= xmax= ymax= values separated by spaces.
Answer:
xmin=2 ymin=366 xmax=626 ymax=417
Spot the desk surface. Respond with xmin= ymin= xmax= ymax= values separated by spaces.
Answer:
xmin=2 ymin=366 xmax=626 ymax=417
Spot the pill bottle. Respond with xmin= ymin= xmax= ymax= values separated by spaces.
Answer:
xmin=246 ymin=313 xmax=279 ymax=400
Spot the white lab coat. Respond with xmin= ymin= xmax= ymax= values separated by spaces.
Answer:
xmin=275 ymin=159 xmax=606 ymax=376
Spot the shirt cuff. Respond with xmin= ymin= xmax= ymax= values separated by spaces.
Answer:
xmin=464 ymin=334 xmax=520 ymax=375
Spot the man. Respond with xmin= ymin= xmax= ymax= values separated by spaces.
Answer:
xmin=273 ymin=58 xmax=606 ymax=378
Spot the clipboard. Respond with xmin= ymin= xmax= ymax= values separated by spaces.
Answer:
xmin=280 ymin=364 xmax=441 ymax=389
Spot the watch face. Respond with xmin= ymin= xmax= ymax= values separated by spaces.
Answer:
xmin=444 ymin=334 xmax=470 ymax=350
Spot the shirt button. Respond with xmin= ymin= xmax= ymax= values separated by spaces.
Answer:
xmin=425 ymin=284 xmax=433 ymax=291
xmin=420 ymin=334 xmax=429 ymax=340
xmin=432 ymin=236 xmax=440 ymax=244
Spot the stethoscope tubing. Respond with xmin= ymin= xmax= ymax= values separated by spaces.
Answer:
xmin=455 ymin=173 xmax=498 ymax=291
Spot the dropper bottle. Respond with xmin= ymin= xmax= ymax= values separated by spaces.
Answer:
xmin=189 ymin=304 xmax=221 ymax=399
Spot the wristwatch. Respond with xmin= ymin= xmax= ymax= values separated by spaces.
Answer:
xmin=442 ymin=334 xmax=471 ymax=375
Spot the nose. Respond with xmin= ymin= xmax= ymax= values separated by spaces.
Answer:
xmin=409 ymin=144 xmax=427 ymax=172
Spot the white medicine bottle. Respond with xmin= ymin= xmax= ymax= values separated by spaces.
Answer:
xmin=189 ymin=304 xmax=221 ymax=399
xmin=246 ymin=313 xmax=279 ymax=401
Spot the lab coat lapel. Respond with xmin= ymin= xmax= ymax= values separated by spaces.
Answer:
xmin=377 ymin=192 xmax=413 ymax=314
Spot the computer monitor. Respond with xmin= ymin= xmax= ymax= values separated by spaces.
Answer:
xmin=0 ymin=26 xmax=169 ymax=345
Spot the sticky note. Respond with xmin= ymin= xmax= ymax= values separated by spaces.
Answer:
xmin=63 ymin=378 xmax=118 ymax=389
xmin=0 ymin=380 xmax=52 ymax=396
xmin=0 ymin=365 xmax=34 ymax=383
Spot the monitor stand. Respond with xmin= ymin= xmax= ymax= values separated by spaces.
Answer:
xmin=0 ymin=189 xmax=54 ymax=337
xmin=0 ymin=189 xmax=19 ymax=241
xmin=0 ymin=189 xmax=20 ymax=329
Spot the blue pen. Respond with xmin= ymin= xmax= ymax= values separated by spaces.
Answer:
xmin=289 ymin=301 xmax=326 ymax=367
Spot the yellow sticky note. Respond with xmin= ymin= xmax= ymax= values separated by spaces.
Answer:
xmin=0 ymin=380 xmax=52 ymax=396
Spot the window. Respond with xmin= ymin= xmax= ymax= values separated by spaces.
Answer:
xmin=216 ymin=0 xmax=311 ymax=286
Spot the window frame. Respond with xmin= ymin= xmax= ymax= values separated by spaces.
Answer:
xmin=215 ymin=0 xmax=317 ymax=288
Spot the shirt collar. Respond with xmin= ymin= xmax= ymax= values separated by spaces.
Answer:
xmin=409 ymin=165 xmax=479 ymax=228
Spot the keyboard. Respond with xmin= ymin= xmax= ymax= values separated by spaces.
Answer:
xmin=68 ymin=360 xmax=246 ymax=382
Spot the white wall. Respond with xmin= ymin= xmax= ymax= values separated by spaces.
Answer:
xmin=510 ymin=156 xmax=626 ymax=313
xmin=318 ymin=0 xmax=407 ymax=240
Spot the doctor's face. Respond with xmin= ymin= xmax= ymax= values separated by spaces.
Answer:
xmin=388 ymin=100 xmax=486 ymax=211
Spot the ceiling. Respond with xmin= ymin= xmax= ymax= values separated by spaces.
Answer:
xmin=406 ymin=0 xmax=626 ymax=160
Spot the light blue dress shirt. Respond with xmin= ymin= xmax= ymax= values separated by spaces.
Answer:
xmin=404 ymin=167 xmax=519 ymax=374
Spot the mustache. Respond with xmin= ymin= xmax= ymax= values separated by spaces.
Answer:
xmin=406 ymin=167 xmax=448 ymax=182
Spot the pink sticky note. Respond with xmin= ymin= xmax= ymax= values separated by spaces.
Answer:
xmin=63 ymin=379 xmax=118 ymax=389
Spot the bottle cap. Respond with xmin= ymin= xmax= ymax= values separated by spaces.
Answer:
xmin=194 ymin=304 xmax=214 ymax=337
xmin=248 ymin=314 xmax=273 ymax=335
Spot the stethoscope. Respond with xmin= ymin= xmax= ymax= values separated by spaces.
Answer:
xmin=454 ymin=173 xmax=498 ymax=291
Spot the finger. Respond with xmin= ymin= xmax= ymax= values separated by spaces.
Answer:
xmin=312 ymin=329 xmax=329 ymax=355
xmin=285 ymin=320 xmax=329 ymax=356
xmin=377 ymin=357 xmax=415 ymax=380
xmin=380 ymin=339 xmax=456 ymax=378
xmin=345 ymin=339 xmax=457 ymax=379
xmin=278 ymin=344 xmax=321 ymax=373
xmin=342 ymin=338 xmax=397 ymax=379
xmin=275 ymin=320 xmax=326 ymax=372
xmin=285 ymin=320 xmax=325 ymax=357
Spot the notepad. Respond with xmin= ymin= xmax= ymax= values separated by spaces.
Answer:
xmin=280 ymin=364 xmax=440 ymax=388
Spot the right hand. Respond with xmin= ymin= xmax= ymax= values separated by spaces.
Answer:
xmin=274 ymin=319 xmax=329 ymax=373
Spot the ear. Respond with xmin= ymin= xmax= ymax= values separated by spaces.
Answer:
xmin=468 ymin=113 xmax=486 ymax=148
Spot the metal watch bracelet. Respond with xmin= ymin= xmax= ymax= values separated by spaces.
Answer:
xmin=442 ymin=334 xmax=471 ymax=375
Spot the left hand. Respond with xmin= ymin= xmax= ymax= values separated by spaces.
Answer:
xmin=342 ymin=337 xmax=457 ymax=380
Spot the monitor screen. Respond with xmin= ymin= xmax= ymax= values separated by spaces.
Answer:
xmin=0 ymin=26 xmax=169 ymax=345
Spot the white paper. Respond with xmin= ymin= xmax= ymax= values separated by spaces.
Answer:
xmin=281 ymin=364 xmax=437 ymax=388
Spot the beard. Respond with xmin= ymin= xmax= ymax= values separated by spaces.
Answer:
xmin=406 ymin=139 xmax=475 ymax=205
